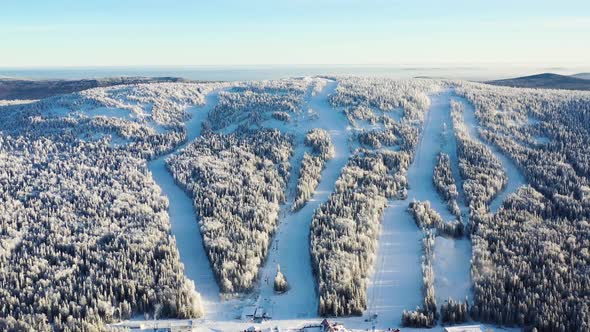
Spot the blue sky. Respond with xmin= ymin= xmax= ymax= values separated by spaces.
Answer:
xmin=1 ymin=0 xmax=589 ymax=67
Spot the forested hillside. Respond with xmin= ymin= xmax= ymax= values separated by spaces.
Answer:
xmin=0 ymin=82 xmax=223 ymax=330
xmin=311 ymin=77 xmax=442 ymax=316
xmin=456 ymin=82 xmax=590 ymax=331
xmin=1 ymin=77 xmax=589 ymax=331
xmin=167 ymin=129 xmax=293 ymax=293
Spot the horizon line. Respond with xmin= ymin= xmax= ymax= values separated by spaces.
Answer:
xmin=1 ymin=63 xmax=589 ymax=70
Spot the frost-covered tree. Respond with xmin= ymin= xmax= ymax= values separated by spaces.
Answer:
xmin=450 ymin=100 xmax=507 ymax=209
xmin=204 ymin=80 xmax=310 ymax=131
xmin=312 ymin=150 xmax=409 ymax=316
xmin=312 ymin=77 xmax=442 ymax=317
xmin=0 ymin=81 xmax=234 ymax=330
xmin=401 ymin=231 xmax=438 ymax=327
xmin=273 ymin=265 xmax=289 ymax=293
xmin=408 ymin=201 xmax=464 ymax=238
xmin=293 ymin=128 xmax=335 ymax=211
xmin=433 ymin=152 xmax=461 ymax=218
xmin=454 ymin=81 xmax=590 ymax=331
xmin=441 ymin=297 xmax=470 ymax=325
xmin=167 ymin=129 xmax=293 ymax=293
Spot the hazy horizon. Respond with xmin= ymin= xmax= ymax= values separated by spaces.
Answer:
xmin=1 ymin=64 xmax=589 ymax=82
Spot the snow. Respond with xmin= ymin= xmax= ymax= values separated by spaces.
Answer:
xmin=406 ymin=90 xmax=462 ymax=222
xmin=533 ymin=135 xmax=550 ymax=145
xmin=365 ymin=90 xmax=472 ymax=327
xmin=82 ymin=106 xmax=134 ymax=121
xmin=147 ymin=90 xmax=232 ymax=320
xmin=365 ymin=199 xmax=424 ymax=326
xmin=454 ymin=96 xmax=527 ymax=213
xmin=117 ymin=80 xmax=523 ymax=332
xmin=0 ymin=99 xmax=38 ymax=106
xmin=433 ymin=237 xmax=472 ymax=302
xmin=439 ymin=104 xmax=470 ymax=222
xmin=79 ymin=132 xmax=130 ymax=147
xmin=254 ymin=79 xmax=352 ymax=319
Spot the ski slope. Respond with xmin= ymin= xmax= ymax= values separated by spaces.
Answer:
xmin=254 ymin=79 xmax=352 ymax=319
xmin=454 ymin=96 xmax=527 ymax=213
xmin=147 ymin=90 xmax=232 ymax=320
xmin=124 ymin=81 xmax=526 ymax=332
xmin=365 ymin=90 xmax=473 ymax=327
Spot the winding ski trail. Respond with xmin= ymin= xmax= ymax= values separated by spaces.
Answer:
xmin=454 ymin=96 xmax=526 ymax=213
xmin=365 ymin=90 xmax=475 ymax=327
xmin=255 ymin=79 xmax=352 ymax=319
xmin=147 ymin=91 xmax=231 ymax=320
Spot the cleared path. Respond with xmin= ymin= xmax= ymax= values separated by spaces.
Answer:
xmin=147 ymin=91 xmax=226 ymax=319
xmin=255 ymin=79 xmax=352 ymax=319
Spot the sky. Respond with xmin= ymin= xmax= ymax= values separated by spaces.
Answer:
xmin=1 ymin=0 xmax=589 ymax=68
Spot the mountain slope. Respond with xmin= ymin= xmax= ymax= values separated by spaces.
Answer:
xmin=0 ymin=76 xmax=191 ymax=100
xmin=572 ymin=73 xmax=590 ymax=80
xmin=486 ymin=73 xmax=590 ymax=91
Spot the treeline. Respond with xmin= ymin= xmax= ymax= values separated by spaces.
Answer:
xmin=293 ymin=128 xmax=335 ymax=211
xmin=455 ymin=81 xmax=590 ymax=331
xmin=167 ymin=128 xmax=293 ymax=293
xmin=357 ymin=130 xmax=399 ymax=149
xmin=440 ymin=298 xmax=470 ymax=325
xmin=408 ymin=201 xmax=464 ymax=238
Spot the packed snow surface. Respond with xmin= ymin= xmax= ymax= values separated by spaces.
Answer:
xmin=254 ymin=80 xmax=352 ymax=319
xmin=365 ymin=90 xmax=473 ymax=327
xmin=147 ymin=91 xmax=227 ymax=318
